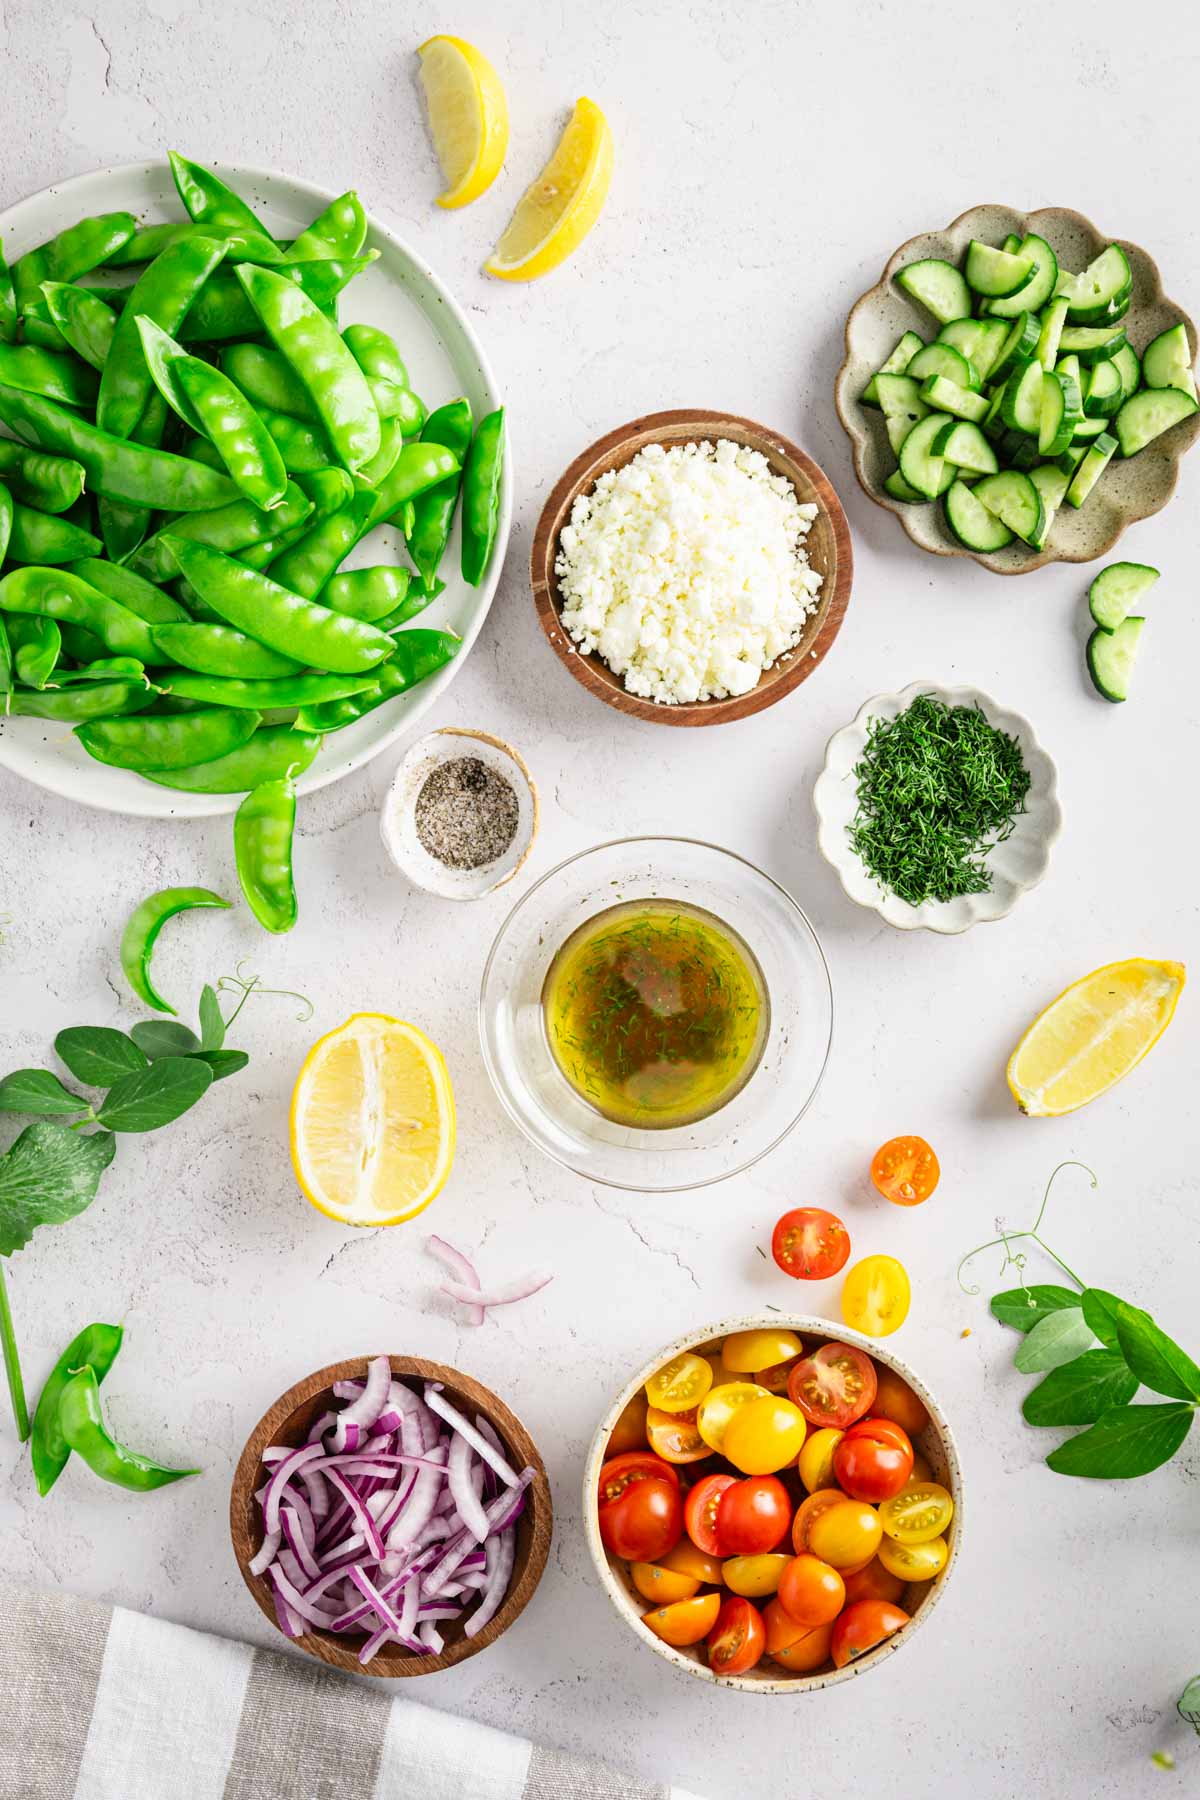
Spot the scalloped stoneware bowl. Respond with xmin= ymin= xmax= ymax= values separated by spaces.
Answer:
xmin=584 ymin=1314 xmax=963 ymax=1694
xmin=813 ymin=681 xmax=1062 ymax=934
xmin=835 ymin=204 xmax=1200 ymax=574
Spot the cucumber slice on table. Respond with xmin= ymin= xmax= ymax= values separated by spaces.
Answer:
xmin=972 ymin=469 xmax=1045 ymax=545
xmin=1114 ymin=386 xmax=1199 ymax=455
xmin=1000 ymin=357 xmax=1044 ymax=432
xmin=944 ymin=477 xmax=1013 ymax=551
xmin=907 ymin=341 xmax=979 ymax=389
xmin=1058 ymin=323 xmax=1128 ymax=365
xmin=1065 ymin=431 xmax=1118 ymax=506
xmin=1141 ymin=322 xmax=1197 ymax=399
xmin=988 ymin=312 xmax=1041 ymax=384
xmin=986 ymin=235 xmax=1058 ymax=318
xmin=966 ymin=239 xmax=1034 ymax=298
xmin=861 ymin=329 xmax=925 ymax=407
xmin=1058 ymin=244 xmax=1133 ymax=325
xmin=1087 ymin=616 xmax=1145 ymax=702
xmin=919 ymin=374 xmax=989 ymax=422
xmin=896 ymin=258 xmax=972 ymax=325
xmin=899 ymin=411 xmax=956 ymax=499
xmin=1088 ymin=561 xmax=1159 ymax=630
xmin=937 ymin=317 xmax=1009 ymax=380
xmin=1036 ymin=297 xmax=1069 ymax=371
xmin=1111 ymin=342 xmax=1141 ymax=401
xmin=1038 ymin=366 xmax=1082 ymax=456
xmin=884 ymin=469 xmax=925 ymax=503
xmin=929 ymin=419 xmax=998 ymax=474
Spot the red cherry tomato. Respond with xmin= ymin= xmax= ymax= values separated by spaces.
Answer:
xmin=787 ymin=1341 xmax=878 ymax=1430
xmin=832 ymin=1416 xmax=915 ymax=1504
xmin=870 ymin=1135 xmax=940 ymax=1206
xmin=684 ymin=1473 xmax=737 ymax=1556
xmin=842 ymin=1556 xmax=906 ymax=1607
xmin=830 ymin=1598 xmax=909 ymax=1668
xmin=770 ymin=1207 xmax=851 ymax=1279
xmin=597 ymin=1456 xmax=683 ymax=1561
xmin=598 ymin=1452 xmax=681 ymax=1495
xmin=714 ymin=1476 xmax=792 ymax=1556
xmin=706 ymin=1595 xmax=766 ymax=1676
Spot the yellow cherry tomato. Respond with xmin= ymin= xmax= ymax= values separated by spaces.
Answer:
xmin=696 ymin=1382 xmax=769 ymax=1453
xmin=645 ymin=1405 xmax=711 ymax=1464
xmin=703 ymin=1354 xmax=735 ymax=1387
xmin=797 ymin=1426 xmax=844 ymax=1494
xmin=806 ymin=1498 xmax=883 ymax=1570
xmin=841 ymin=1255 xmax=911 ymax=1337
xmin=721 ymin=1328 xmax=803 ymax=1373
xmin=645 ymin=1352 xmax=713 ymax=1415
xmin=879 ymin=1480 xmax=954 ymax=1544
xmin=722 ymin=1395 xmax=808 ymax=1475
xmin=878 ymin=1533 xmax=949 ymax=1581
xmin=722 ymin=1553 xmax=790 ymax=1597
xmin=660 ymin=1540 xmax=724 ymax=1585
xmin=631 ymin=1561 xmax=700 ymax=1604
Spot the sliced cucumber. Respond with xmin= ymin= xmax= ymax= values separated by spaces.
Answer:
xmin=1038 ymin=366 xmax=1082 ymax=456
xmin=982 ymin=385 xmax=1007 ymax=440
xmin=884 ymin=468 xmax=926 ymax=502
xmin=1072 ymin=415 xmax=1110 ymax=441
xmin=1058 ymin=244 xmax=1133 ymax=325
xmin=896 ymin=259 xmax=972 ymax=325
xmin=919 ymin=374 xmax=989 ymax=422
xmin=1086 ymin=616 xmax=1145 ymax=702
xmin=1058 ymin=323 xmax=1128 ymax=365
xmin=973 ymin=469 xmax=1045 ymax=545
xmin=988 ymin=312 xmax=1041 ymax=384
xmin=999 ymin=234 xmax=1021 ymax=254
xmin=876 ymin=373 xmax=929 ymax=454
xmin=929 ymin=419 xmax=998 ymax=475
xmin=1065 ymin=431 xmax=1118 ymax=507
xmin=938 ymin=317 xmax=1009 ymax=380
xmin=966 ymin=239 xmax=1034 ymax=298
xmin=1083 ymin=358 xmax=1123 ymax=418
xmin=861 ymin=329 xmax=925 ymax=407
xmin=1057 ymin=443 xmax=1087 ymax=477
xmin=899 ymin=411 xmax=956 ymax=499
xmin=1000 ymin=357 xmax=1044 ymax=433
xmin=1087 ymin=561 xmax=1159 ymax=630
xmin=1114 ymin=385 xmax=1199 ymax=456
xmin=944 ymin=477 xmax=1013 ymax=550
xmin=1028 ymin=465 xmax=1068 ymax=548
xmin=907 ymin=341 xmax=980 ymax=389
xmin=1036 ymin=297 xmax=1069 ymax=372
xmin=1111 ymin=342 xmax=1141 ymax=401
xmin=1141 ymin=322 xmax=1197 ymax=400
xmin=986 ymin=234 xmax=1058 ymax=318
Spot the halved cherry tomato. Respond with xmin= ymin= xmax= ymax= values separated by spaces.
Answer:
xmin=684 ymin=1473 xmax=737 ymax=1555
xmin=871 ymin=1135 xmax=940 ymax=1206
xmin=598 ymin=1452 xmax=680 ymax=1498
xmin=715 ymin=1475 xmax=791 ymax=1555
xmin=631 ymin=1561 xmax=700 ymax=1604
xmin=841 ymin=1255 xmax=911 ymax=1337
xmin=833 ymin=1416 xmax=914 ymax=1504
xmin=771 ymin=1620 xmax=834 ymax=1671
xmin=721 ymin=1328 xmax=803 ymax=1372
xmin=831 ymin=1598 xmax=909 ymax=1667
xmin=763 ymin=1595 xmax=807 ymax=1654
xmin=797 ymin=1426 xmax=844 ymax=1494
xmin=791 ymin=1488 xmax=846 ymax=1554
xmin=842 ymin=1556 xmax=905 ymax=1606
xmin=661 ymin=1539 xmax=724 ymax=1585
xmin=696 ymin=1382 xmax=769 ymax=1453
xmin=872 ymin=1365 xmax=929 ymax=1437
xmin=723 ymin=1396 xmax=807 ymax=1475
xmin=787 ymin=1341 xmax=877 ymax=1430
xmin=598 ymin=1456 xmax=683 ymax=1561
xmin=645 ymin=1352 xmax=713 ymax=1415
xmin=753 ymin=1358 xmax=798 ymax=1394
xmin=770 ymin=1206 xmax=851 ymax=1279
xmin=643 ymin=1592 xmax=722 ymax=1647
xmin=878 ymin=1533 xmax=949 ymax=1581
xmin=722 ymin=1553 xmax=790 ymax=1598
xmin=879 ymin=1480 xmax=954 ymax=1544
xmin=607 ymin=1391 xmax=649 ymax=1456
xmin=646 ymin=1406 xmax=712 ymax=1464
xmin=777 ymin=1553 xmax=845 ymax=1627
xmin=707 ymin=1595 xmax=765 ymax=1676
xmin=806 ymin=1498 xmax=883 ymax=1570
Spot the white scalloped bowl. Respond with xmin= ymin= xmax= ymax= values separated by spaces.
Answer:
xmin=813 ymin=681 xmax=1062 ymax=934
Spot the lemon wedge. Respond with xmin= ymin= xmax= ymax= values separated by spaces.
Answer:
xmin=485 ymin=97 xmax=613 ymax=281
xmin=290 ymin=1013 xmax=456 ymax=1225
xmin=417 ymin=35 xmax=508 ymax=209
xmin=1007 ymin=958 xmax=1185 ymax=1116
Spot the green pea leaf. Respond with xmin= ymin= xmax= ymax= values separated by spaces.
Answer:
xmin=0 ymin=1069 xmax=90 ymax=1116
xmin=1013 ymin=1307 xmax=1093 ymax=1373
xmin=1080 ymin=1288 xmax=1124 ymax=1349
xmin=197 ymin=985 xmax=225 ymax=1053
xmin=1114 ymin=1302 xmax=1200 ymax=1402
xmin=1022 ymin=1349 xmax=1139 ymax=1427
xmin=95 ymin=1056 xmax=212 ymax=1133
xmin=130 ymin=1019 xmax=201 ymax=1060
xmin=990 ymin=1285 xmax=1080 ymax=1332
xmin=193 ymin=1048 xmax=248 ymax=1081
xmin=55 ymin=1026 xmax=149 ymax=1087
xmin=1045 ymin=1402 xmax=1194 ymax=1480
xmin=0 ymin=1124 xmax=116 ymax=1255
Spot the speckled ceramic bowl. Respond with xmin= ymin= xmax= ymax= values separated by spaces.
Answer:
xmin=813 ymin=681 xmax=1062 ymax=934
xmin=380 ymin=729 xmax=538 ymax=900
xmin=835 ymin=204 xmax=1200 ymax=573
xmin=584 ymin=1315 xmax=963 ymax=1693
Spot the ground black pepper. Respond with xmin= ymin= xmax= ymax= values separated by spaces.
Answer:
xmin=414 ymin=756 xmax=519 ymax=870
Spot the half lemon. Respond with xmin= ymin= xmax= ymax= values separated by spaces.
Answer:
xmin=485 ymin=96 xmax=613 ymax=281
xmin=1007 ymin=958 xmax=1185 ymax=1116
xmin=417 ymin=35 xmax=508 ymax=209
xmin=290 ymin=1013 xmax=456 ymax=1225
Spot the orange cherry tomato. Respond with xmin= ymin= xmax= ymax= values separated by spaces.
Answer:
xmin=806 ymin=1498 xmax=883 ymax=1570
xmin=661 ymin=1539 xmax=724 ymax=1585
xmin=753 ymin=1358 xmax=800 ymax=1395
xmin=833 ymin=1416 xmax=915 ymax=1504
xmin=831 ymin=1598 xmax=909 ymax=1667
xmin=706 ymin=1595 xmax=766 ymax=1676
xmin=771 ymin=1619 xmax=835 ymax=1671
xmin=684 ymin=1473 xmax=737 ymax=1556
xmin=764 ymin=1595 xmax=808 ymax=1654
xmin=788 ymin=1341 xmax=878 ymax=1430
xmin=777 ymin=1553 xmax=846 ymax=1627
xmin=646 ymin=1405 xmax=712 ymax=1465
xmin=643 ymin=1592 xmax=722 ymax=1647
xmin=872 ymin=1365 xmax=930 ymax=1437
xmin=631 ymin=1561 xmax=700 ymax=1604
xmin=770 ymin=1207 xmax=851 ymax=1279
xmin=870 ymin=1135 xmax=940 ymax=1206
xmin=715 ymin=1475 xmax=792 ymax=1555
xmin=842 ymin=1556 xmax=905 ymax=1606
xmin=791 ymin=1488 xmax=846 ymax=1554
xmin=607 ymin=1391 xmax=649 ymax=1456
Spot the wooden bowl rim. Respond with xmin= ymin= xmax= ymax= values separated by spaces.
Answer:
xmin=530 ymin=408 xmax=853 ymax=726
xmin=229 ymin=1355 xmax=553 ymax=1678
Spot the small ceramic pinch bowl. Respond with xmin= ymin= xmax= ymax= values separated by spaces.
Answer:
xmin=380 ymin=728 xmax=538 ymax=899
xmin=813 ymin=680 xmax=1062 ymax=934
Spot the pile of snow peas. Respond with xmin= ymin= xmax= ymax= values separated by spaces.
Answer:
xmin=0 ymin=152 xmax=506 ymax=932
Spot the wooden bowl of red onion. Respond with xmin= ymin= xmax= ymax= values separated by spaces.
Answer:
xmin=230 ymin=1356 xmax=553 ymax=1677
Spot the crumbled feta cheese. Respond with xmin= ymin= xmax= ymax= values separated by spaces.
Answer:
xmin=555 ymin=438 xmax=823 ymax=705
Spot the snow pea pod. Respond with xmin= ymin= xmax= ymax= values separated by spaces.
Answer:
xmin=7 ymin=681 xmax=153 ymax=721
xmin=96 ymin=391 xmax=169 ymax=563
xmin=164 ymin=536 xmax=394 ymax=674
xmin=342 ymin=324 xmax=425 ymax=434
xmin=406 ymin=398 xmax=472 ymax=590
xmin=235 ymin=776 xmax=298 ymax=933
xmin=103 ymin=221 xmax=200 ymax=267
xmin=0 ymin=235 xmax=16 ymax=344
xmin=97 ymin=235 xmax=228 ymax=440
xmin=6 ymin=504 xmax=101 ymax=564
xmin=366 ymin=376 xmax=425 ymax=434
xmin=0 ymin=341 xmax=99 ymax=408
xmin=78 ymin=707 xmax=260 ymax=773
xmin=141 ymin=724 xmax=321 ymax=793
xmin=155 ymin=670 xmax=375 ymax=708
xmin=68 ymin=558 xmax=191 ymax=626
xmin=5 ymin=614 xmax=61 ymax=688
xmin=59 ymin=1364 xmax=198 ymax=1491
xmin=354 ymin=415 xmax=404 ymax=491
xmin=0 ymin=441 xmax=85 ymax=514
xmin=269 ymin=488 xmax=377 ymax=598
xmin=295 ymin=630 xmax=460 ymax=732
xmin=232 ymin=470 xmax=350 ymax=570
xmin=0 ymin=384 xmax=237 ymax=510
xmin=220 ymin=342 xmax=313 ymax=419
xmin=175 ymin=356 xmax=288 ymax=510
xmin=0 ymin=568 xmax=159 ymax=661
xmin=179 ymin=255 xmax=377 ymax=342
xmin=31 ymin=1322 xmax=125 ymax=1497
xmin=235 ymin=264 xmax=380 ymax=471
xmin=151 ymin=622 xmax=303 ymax=680
xmin=39 ymin=280 xmax=118 ymax=370
xmin=52 ymin=656 xmax=147 ymax=684
xmin=287 ymin=191 xmax=367 ymax=261
xmin=365 ymin=442 xmax=462 ymax=532
xmin=127 ymin=481 xmax=313 ymax=582
xmin=57 ymin=623 xmax=107 ymax=664
xmin=373 ymin=578 xmax=443 ymax=633
xmin=13 ymin=211 xmax=137 ymax=349
xmin=168 ymin=150 xmax=277 ymax=244
xmin=120 ymin=885 xmax=231 ymax=1013
xmin=321 ymin=565 xmax=412 ymax=623
xmin=461 ymin=407 xmax=505 ymax=586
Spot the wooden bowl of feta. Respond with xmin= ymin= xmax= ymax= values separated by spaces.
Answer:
xmin=530 ymin=410 xmax=853 ymax=725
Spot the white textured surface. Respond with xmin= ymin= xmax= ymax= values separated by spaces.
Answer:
xmin=1 ymin=5 xmax=1198 ymax=1797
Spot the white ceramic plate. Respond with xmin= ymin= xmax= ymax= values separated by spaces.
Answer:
xmin=813 ymin=680 xmax=1062 ymax=934
xmin=0 ymin=160 xmax=511 ymax=818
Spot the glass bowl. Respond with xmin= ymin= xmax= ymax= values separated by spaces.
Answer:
xmin=478 ymin=838 xmax=833 ymax=1192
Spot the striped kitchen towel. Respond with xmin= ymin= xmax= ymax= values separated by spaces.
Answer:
xmin=3 ymin=1587 xmax=703 ymax=1800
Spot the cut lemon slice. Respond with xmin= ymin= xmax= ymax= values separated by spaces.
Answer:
xmin=290 ymin=1013 xmax=456 ymax=1224
xmin=1007 ymin=958 xmax=1185 ymax=1116
xmin=485 ymin=97 xmax=612 ymax=282
xmin=417 ymin=35 xmax=508 ymax=209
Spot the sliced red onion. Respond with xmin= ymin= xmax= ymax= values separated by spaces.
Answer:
xmin=348 ymin=1567 xmax=403 ymax=1634
xmin=439 ymin=1269 xmax=553 ymax=1311
xmin=330 ymin=1354 xmax=390 ymax=1453
xmin=466 ymin=1527 xmax=517 ymax=1638
xmin=249 ymin=1528 xmax=281 ymax=1578
xmin=426 ymin=1234 xmax=486 ymax=1327
xmin=263 ymin=1443 xmax=325 ymax=1535
xmin=267 ymin=1562 xmax=341 ymax=1629
xmin=448 ymin=1428 xmax=489 ymax=1542
xmin=425 ymin=1386 xmax=522 ymax=1487
xmin=323 ymin=1469 xmax=386 ymax=1560
xmin=417 ymin=1620 xmax=445 ymax=1653
xmin=384 ymin=1442 xmax=447 ymax=1557
xmin=298 ymin=1467 xmax=330 ymax=1520
xmin=305 ymin=1409 xmax=337 ymax=1445
xmin=272 ymin=1582 xmax=304 ymax=1639
xmin=422 ymin=1475 xmax=533 ymax=1598
xmin=281 ymin=1505 xmax=321 ymax=1582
